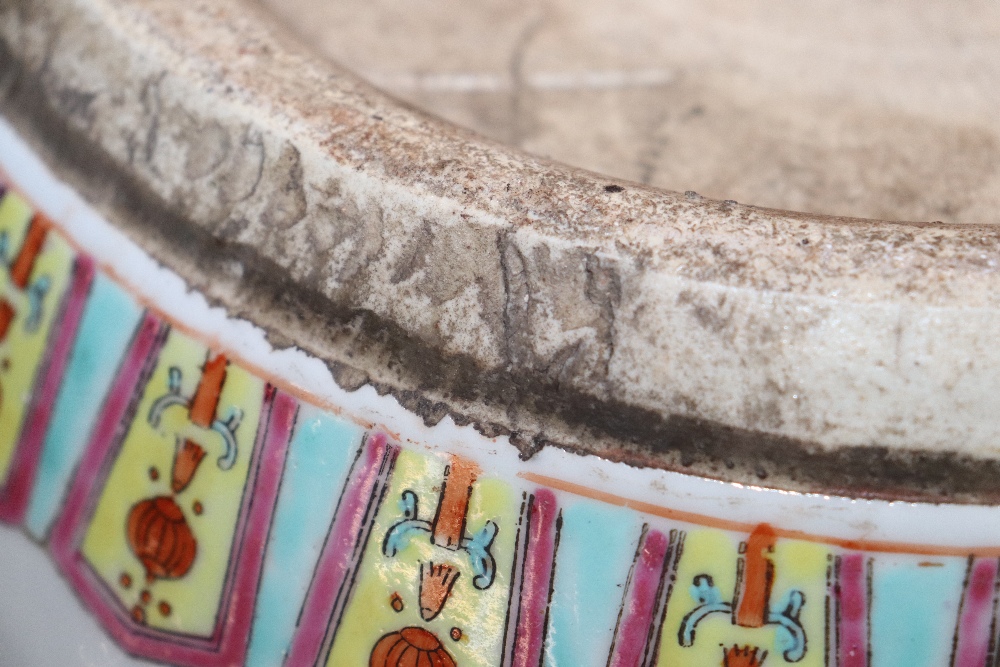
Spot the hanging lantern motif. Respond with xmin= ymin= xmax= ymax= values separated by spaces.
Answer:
xmin=370 ymin=627 xmax=456 ymax=667
xmin=126 ymin=495 xmax=197 ymax=582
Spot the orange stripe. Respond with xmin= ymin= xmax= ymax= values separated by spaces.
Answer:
xmin=10 ymin=214 xmax=49 ymax=289
xmin=190 ymin=353 xmax=227 ymax=428
xmin=519 ymin=471 xmax=1000 ymax=557
xmin=0 ymin=299 xmax=14 ymax=341
xmin=171 ymin=438 xmax=206 ymax=493
xmin=431 ymin=457 xmax=479 ymax=550
xmin=735 ymin=524 xmax=776 ymax=627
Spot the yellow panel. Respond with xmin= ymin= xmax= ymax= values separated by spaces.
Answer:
xmin=0 ymin=191 xmax=32 ymax=256
xmin=657 ymin=528 xmax=831 ymax=666
xmin=81 ymin=330 xmax=265 ymax=637
xmin=326 ymin=448 xmax=521 ymax=667
xmin=0 ymin=200 xmax=74 ymax=484
xmin=769 ymin=539 xmax=831 ymax=667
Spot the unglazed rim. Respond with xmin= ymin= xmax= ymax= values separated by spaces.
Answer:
xmin=2 ymin=0 xmax=1000 ymax=500
xmin=2 ymin=116 xmax=996 ymax=555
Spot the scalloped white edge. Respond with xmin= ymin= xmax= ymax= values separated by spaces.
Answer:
xmin=1 ymin=115 xmax=996 ymax=551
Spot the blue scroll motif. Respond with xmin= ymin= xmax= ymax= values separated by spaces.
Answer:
xmin=147 ymin=365 xmax=243 ymax=470
xmin=678 ymin=574 xmax=807 ymax=662
xmin=382 ymin=489 xmax=498 ymax=590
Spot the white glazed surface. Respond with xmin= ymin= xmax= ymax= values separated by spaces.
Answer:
xmin=0 ymin=524 xmax=152 ymax=667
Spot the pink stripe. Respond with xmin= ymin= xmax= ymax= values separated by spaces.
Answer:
xmin=51 ymin=319 xmax=296 ymax=666
xmin=0 ymin=256 xmax=95 ymax=523
xmin=837 ymin=553 xmax=869 ymax=667
xmin=49 ymin=311 xmax=163 ymax=561
xmin=206 ymin=388 xmax=296 ymax=664
xmin=953 ymin=558 xmax=1000 ymax=667
xmin=285 ymin=432 xmax=392 ymax=666
xmin=512 ymin=488 xmax=560 ymax=667
xmin=608 ymin=529 xmax=669 ymax=667
xmin=48 ymin=313 xmax=165 ymax=654
xmin=102 ymin=387 xmax=290 ymax=662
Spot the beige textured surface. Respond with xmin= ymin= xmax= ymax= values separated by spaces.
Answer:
xmin=265 ymin=0 xmax=1000 ymax=225
xmin=4 ymin=0 xmax=1000 ymax=497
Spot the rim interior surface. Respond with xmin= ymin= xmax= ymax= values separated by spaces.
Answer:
xmin=263 ymin=0 xmax=1000 ymax=226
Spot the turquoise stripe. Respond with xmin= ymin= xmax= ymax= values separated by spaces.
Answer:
xmin=25 ymin=274 xmax=142 ymax=540
xmin=870 ymin=555 xmax=966 ymax=667
xmin=246 ymin=404 xmax=364 ymax=667
xmin=543 ymin=499 xmax=646 ymax=666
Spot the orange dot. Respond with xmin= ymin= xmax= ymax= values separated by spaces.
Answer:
xmin=450 ymin=627 xmax=462 ymax=642
xmin=390 ymin=592 xmax=404 ymax=612
xmin=140 ymin=590 xmax=151 ymax=605
xmin=193 ymin=501 xmax=203 ymax=515
xmin=120 ymin=573 xmax=132 ymax=589
xmin=1 ymin=358 xmax=10 ymax=371
xmin=158 ymin=601 xmax=171 ymax=617
xmin=149 ymin=467 xmax=159 ymax=481
xmin=131 ymin=605 xmax=146 ymax=624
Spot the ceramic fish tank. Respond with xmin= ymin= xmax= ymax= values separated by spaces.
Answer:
xmin=2 ymin=1 xmax=1000 ymax=666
